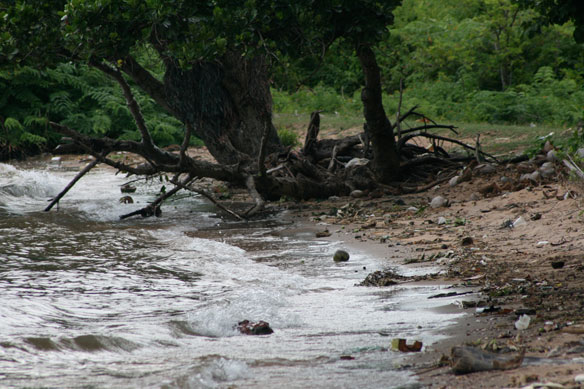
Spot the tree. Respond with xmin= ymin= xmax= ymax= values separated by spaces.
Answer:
xmin=4 ymin=1 xmax=464 ymax=215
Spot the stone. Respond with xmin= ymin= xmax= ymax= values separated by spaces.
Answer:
xmin=350 ymin=190 xmax=365 ymax=198
xmin=437 ymin=216 xmax=447 ymax=225
xmin=236 ymin=320 xmax=274 ymax=335
xmin=469 ymin=192 xmax=481 ymax=201
xmin=333 ymin=250 xmax=350 ymax=262
xmin=449 ymin=176 xmax=460 ymax=187
xmin=546 ymin=150 xmax=558 ymax=162
xmin=406 ymin=206 xmax=419 ymax=213
xmin=474 ymin=163 xmax=497 ymax=175
xmin=430 ymin=196 xmax=448 ymax=209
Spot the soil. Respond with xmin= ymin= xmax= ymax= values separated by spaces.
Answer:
xmin=279 ymin=154 xmax=584 ymax=388
xmin=36 ymin=145 xmax=584 ymax=388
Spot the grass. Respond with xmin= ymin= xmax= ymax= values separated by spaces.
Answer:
xmin=273 ymin=110 xmax=573 ymax=157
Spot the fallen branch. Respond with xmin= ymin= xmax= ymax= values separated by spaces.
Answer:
xmin=120 ymin=173 xmax=195 ymax=219
xmin=44 ymin=158 xmax=100 ymax=212
xmin=398 ymin=132 xmax=499 ymax=163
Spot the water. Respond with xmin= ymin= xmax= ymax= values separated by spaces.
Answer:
xmin=0 ymin=161 xmax=463 ymax=388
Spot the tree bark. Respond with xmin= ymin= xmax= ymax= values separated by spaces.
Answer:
xmin=356 ymin=45 xmax=400 ymax=184
xmin=161 ymin=52 xmax=281 ymax=166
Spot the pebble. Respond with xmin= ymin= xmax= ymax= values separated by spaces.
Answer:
xmin=350 ymin=190 xmax=365 ymax=198
xmin=474 ymin=163 xmax=496 ymax=175
xmin=575 ymin=374 xmax=584 ymax=383
xmin=430 ymin=196 xmax=448 ymax=209
xmin=407 ymin=206 xmax=419 ymax=213
xmin=449 ymin=176 xmax=460 ymax=187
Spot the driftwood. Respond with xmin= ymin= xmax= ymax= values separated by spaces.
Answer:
xmin=120 ymin=174 xmax=195 ymax=220
xmin=45 ymin=159 xmax=99 ymax=212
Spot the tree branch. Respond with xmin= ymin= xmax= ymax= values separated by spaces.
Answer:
xmin=44 ymin=158 xmax=100 ymax=212
xmin=89 ymin=59 xmax=156 ymax=150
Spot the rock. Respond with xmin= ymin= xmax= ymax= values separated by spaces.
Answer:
xmin=546 ymin=149 xmax=558 ymax=162
xmin=119 ymin=196 xmax=134 ymax=204
xmin=474 ymin=163 xmax=497 ymax=175
xmin=350 ymin=190 xmax=365 ymax=198
xmin=358 ymin=270 xmax=407 ymax=286
xmin=333 ymin=250 xmax=350 ymax=262
xmin=430 ymin=196 xmax=448 ymax=209
xmin=551 ymin=261 xmax=565 ymax=269
xmin=461 ymin=237 xmax=474 ymax=246
xmin=121 ymin=184 xmax=137 ymax=193
xmin=515 ymin=314 xmax=531 ymax=330
xmin=575 ymin=374 xmax=584 ymax=383
xmin=500 ymin=176 xmax=512 ymax=184
xmin=406 ymin=206 xmax=419 ymax=213
xmin=449 ymin=176 xmax=460 ymax=187
xmin=437 ymin=216 xmax=447 ymax=225
xmin=236 ymin=320 xmax=274 ymax=335
xmin=520 ymin=171 xmax=540 ymax=182
xmin=470 ymin=192 xmax=481 ymax=201
xmin=316 ymin=229 xmax=331 ymax=238
xmin=394 ymin=198 xmax=406 ymax=206
xmin=328 ymin=196 xmax=340 ymax=201
xmin=345 ymin=158 xmax=369 ymax=169
xmin=543 ymin=140 xmax=554 ymax=153
xmin=451 ymin=346 xmax=525 ymax=375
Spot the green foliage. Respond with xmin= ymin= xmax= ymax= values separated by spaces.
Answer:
xmin=0 ymin=62 xmax=186 ymax=157
xmin=277 ymin=128 xmax=300 ymax=147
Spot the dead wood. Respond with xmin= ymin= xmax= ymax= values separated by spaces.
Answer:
xmin=45 ymin=158 xmax=99 ymax=212
xmin=120 ymin=174 xmax=195 ymax=219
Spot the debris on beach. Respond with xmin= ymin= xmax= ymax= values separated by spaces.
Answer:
xmin=391 ymin=338 xmax=423 ymax=352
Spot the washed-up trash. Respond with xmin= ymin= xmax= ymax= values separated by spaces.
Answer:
xmin=513 ymin=216 xmax=527 ymax=228
xmin=236 ymin=320 xmax=274 ymax=335
xmin=391 ymin=338 xmax=422 ymax=352
xmin=551 ymin=261 xmax=565 ymax=269
xmin=340 ymin=355 xmax=355 ymax=360
xmin=515 ymin=314 xmax=531 ymax=330
xmin=333 ymin=250 xmax=350 ymax=262
xmin=575 ymin=374 xmax=584 ymax=383
xmin=450 ymin=346 xmax=525 ymax=375
xmin=437 ymin=216 xmax=447 ymax=225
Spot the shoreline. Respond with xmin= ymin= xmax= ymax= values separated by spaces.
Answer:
xmin=18 ymin=150 xmax=584 ymax=387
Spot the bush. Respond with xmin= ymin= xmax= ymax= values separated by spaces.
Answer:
xmin=277 ymin=128 xmax=300 ymax=147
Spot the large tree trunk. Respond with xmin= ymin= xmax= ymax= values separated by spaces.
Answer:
xmin=162 ymin=52 xmax=281 ymax=166
xmin=357 ymin=45 xmax=400 ymax=183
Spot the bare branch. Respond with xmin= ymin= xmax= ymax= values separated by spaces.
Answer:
xmin=89 ymin=59 xmax=155 ymax=150
xmin=44 ymin=158 xmax=100 ymax=212
xmin=120 ymin=173 xmax=196 ymax=220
